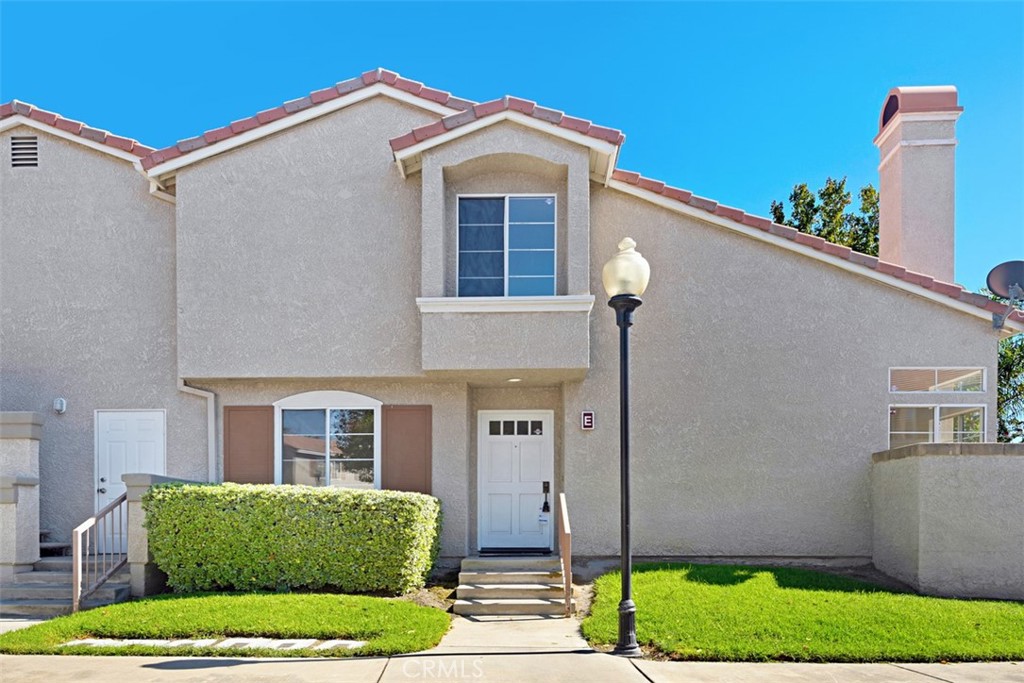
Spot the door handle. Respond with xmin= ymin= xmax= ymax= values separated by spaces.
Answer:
xmin=97 ymin=487 xmax=107 ymax=494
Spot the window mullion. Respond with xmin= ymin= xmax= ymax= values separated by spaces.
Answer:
xmin=504 ymin=197 xmax=510 ymax=296
xmin=933 ymin=406 xmax=940 ymax=443
xmin=324 ymin=409 xmax=331 ymax=486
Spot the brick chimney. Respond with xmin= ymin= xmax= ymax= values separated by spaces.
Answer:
xmin=873 ymin=86 xmax=963 ymax=283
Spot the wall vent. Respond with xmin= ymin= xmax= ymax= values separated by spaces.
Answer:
xmin=11 ymin=136 xmax=38 ymax=168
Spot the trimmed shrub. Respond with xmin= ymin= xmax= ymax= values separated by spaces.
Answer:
xmin=142 ymin=483 xmax=441 ymax=595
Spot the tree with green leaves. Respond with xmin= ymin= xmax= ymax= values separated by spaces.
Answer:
xmin=770 ymin=177 xmax=879 ymax=255
xmin=998 ymin=335 xmax=1024 ymax=442
xmin=986 ymin=289 xmax=1024 ymax=443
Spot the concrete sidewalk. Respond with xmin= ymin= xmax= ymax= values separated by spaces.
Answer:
xmin=1 ymin=615 xmax=1022 ymax=682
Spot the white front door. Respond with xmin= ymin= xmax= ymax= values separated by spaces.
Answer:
xmin=478 ymin=411 xmax=554 ymax=550
xmin=95 ymin=410 xmax=166 ymax=552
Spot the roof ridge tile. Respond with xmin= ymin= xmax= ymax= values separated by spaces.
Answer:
xmin=0 ymin=99 xmax=154 ymax=158
xmin=140 ymin=69 xmax=479 ymax=171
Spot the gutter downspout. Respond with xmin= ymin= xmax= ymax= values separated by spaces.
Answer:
xmin=178 ymin=379 xmax=217 ymax=482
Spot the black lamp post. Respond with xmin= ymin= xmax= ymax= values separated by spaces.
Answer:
xmin=602 ymin=237 xmax=650 ymax=658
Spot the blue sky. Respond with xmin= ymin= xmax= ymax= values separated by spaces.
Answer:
xmin=2 ymin=1 xmax=1021 ymax=291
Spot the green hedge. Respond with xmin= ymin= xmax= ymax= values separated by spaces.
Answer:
xmin=142 ymin=483 xmax=441 ymax=595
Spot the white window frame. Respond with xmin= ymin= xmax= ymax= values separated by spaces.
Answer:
xmin=888 ymin=367 xmax=987 ymax=393
xmin=273 ymin=390 xmax=382 ymax=489
xmin=887 ymin=404 xmax=987 ymax=449
xmin=456 ymin=193 xmax=558 ymax=297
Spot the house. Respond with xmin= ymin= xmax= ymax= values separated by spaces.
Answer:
xmin=1 ymin=71 xmax=1022 ymax=607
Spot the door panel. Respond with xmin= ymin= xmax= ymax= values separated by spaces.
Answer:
xmin=478 ymin=411 xmax=554 ymax=550
xmin=95 ymin=410 xmax=166 ymax=553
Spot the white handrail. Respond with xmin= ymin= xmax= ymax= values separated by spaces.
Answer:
xmin=72 ymin=492 xmax=127 ymax=612
xmin=557 ymin=493 xmax=572 ymax=616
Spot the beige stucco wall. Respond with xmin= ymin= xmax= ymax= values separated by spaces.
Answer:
xmin=870 ymin=456 xmax=920 ymax=583
xmin=872 ymin=445 xmax=1024 ymax=599
xmin=174 ymin=97 xmax=439 ymax=379
xmin=200 ymin=379 xmax=471 ymax=560
xmin=421 ymin=310 xmax=590 ymax=374
xmin=0 ymin=128 xmax=209 ymax=542
xmin=562 ymin=186 xmax=1000 ymax=559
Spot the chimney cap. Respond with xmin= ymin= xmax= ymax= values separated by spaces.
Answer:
xmin=878 ymin=86 xmax=963 ymax=134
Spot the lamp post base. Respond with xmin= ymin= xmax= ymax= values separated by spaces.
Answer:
xmin=611 ymin=598 xmax=642 ymax=657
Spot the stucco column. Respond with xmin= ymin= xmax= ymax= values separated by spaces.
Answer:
xmin=421 ymin=157 xmax=446 ymax=297
xmin=0 ymin=412 xmax=43 ymax=577
xmin=123 ymin=473 xmax=199 ymax=596
xmin=566 ymin=158 xmax=591 ymax=295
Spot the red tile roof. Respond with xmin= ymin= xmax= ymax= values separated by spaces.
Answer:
xmin=0 ymin=100 xmax=156 ymax=157
xmin=610 ymin=169 xmax=1024 ymax=325
xmin=140 ymin=68 xmax=476 ymax=171
xmin=389 ymin=95 xmax=625 ymax=153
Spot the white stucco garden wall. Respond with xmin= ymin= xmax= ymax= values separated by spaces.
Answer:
xmin=873 ymin=444 xmax=1024 ymax=600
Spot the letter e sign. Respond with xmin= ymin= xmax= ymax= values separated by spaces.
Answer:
xmin=581 ymin=410 xmax=595 ymax=430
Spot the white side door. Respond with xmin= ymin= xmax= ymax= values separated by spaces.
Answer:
xmin=95 ymin=410 xmax=166 ymax=552
xmin=478 ymin=411 xmax=554 ymax=550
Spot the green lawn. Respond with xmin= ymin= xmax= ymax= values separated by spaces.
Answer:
xmin=0 ymin=592 xmax=450 ymax=657
xmin=581 ymin=563 xmax=1024 ymax=662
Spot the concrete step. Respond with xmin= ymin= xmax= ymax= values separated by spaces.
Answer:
xmin=9 ymin=570 xmax=129 ymax=585
xmin=453 ymin=598 xmax=573 ymax=616
xmin=461 ymin=556 xmax=561 ymax=572
xmin=456 ymin=583 xmax=563 ymax=600
xmin=1 ymin=582 xmax=130 ymax=601
xmin=38 ymin=542 xmax=71 ymax=556
xmin=0 ymin=596 xmax=124 ymax=618
xmin=33 ymin=556 xmax=124 ymax=572
xmin=458 ymin=570 xmax=562 ymax=585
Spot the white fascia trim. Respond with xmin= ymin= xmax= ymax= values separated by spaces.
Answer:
xmin=145 ymin=84 xmax=463 ymax=179
xmin=178 ymin=380 xmax=217 ymax=483
xmin=878 ymin=138 xmax=957 ymax=169
xmin=416 ymin=295 xmax=595 ymax=314
xmin=394 ymin=111 xmax=618 ymax=180
xmin=873 ymin=111 xmax=962 ymax=148
xmin=607 ymin=179 xmax=1024 ymax=334
xmin=148 ymin=180 xmax=176 ymax=204
xmin=0 ymin=116 xmax=141 ymax=163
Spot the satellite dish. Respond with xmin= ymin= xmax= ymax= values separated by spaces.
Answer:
xmin=987 ymin=260 xmax=1024 ymax=300
xmin=986 ymin=260 xmax=1024 ymax=329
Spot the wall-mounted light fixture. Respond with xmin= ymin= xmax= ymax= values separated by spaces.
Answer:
xmin=53 ymin=398 xmax=67 ymax=414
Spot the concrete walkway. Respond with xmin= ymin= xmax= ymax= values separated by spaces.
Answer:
xmin=1 ymin=615 xmax=1022 ymax=682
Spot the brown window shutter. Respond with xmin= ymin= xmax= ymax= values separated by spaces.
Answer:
xmin=224 ymin=406 xmax=274 ymax=484
xmin=381 ymin=405 xmax=432 ymax=494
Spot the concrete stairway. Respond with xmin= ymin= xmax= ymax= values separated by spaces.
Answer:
xmin=0 ymin=534 xmax=131 ymax=617
xmin=454 ymin=556 xmax=573 ymax=617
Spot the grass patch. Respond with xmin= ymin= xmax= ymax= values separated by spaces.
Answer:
xmin=0 ymin=592 xmax=450 ymax=657
xmin=581 ymin=563 xmax=1024 ymax=662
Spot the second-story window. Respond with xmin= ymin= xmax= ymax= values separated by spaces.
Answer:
xmin=458 ymin=195 xmax=556 ymax=296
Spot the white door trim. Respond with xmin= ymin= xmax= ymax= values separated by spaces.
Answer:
xmin=477 ymin=409 xmax=555 ymax=551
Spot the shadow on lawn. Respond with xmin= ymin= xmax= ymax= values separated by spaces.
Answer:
xmin=632 ymin=563 xmax=899 ymax=594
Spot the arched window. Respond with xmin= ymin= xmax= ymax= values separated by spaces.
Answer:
xmin=273 ymin=391 xmax=382 ymax=489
